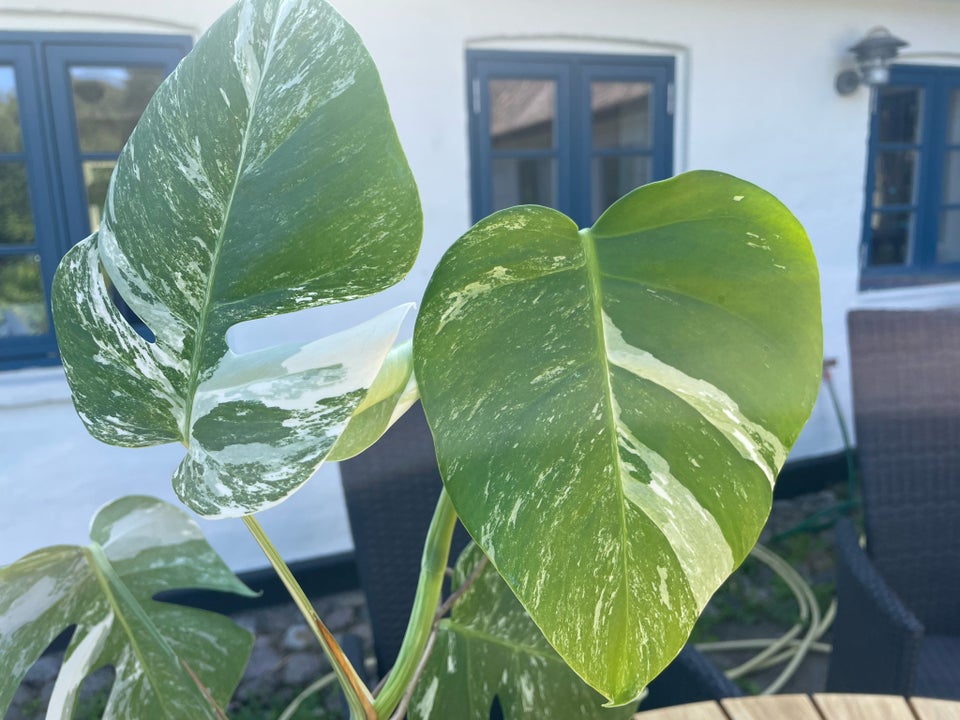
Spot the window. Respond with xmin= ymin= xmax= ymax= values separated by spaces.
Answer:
xmin=467 ymin=51 xmax=674 ymax=227
xmin=0 ymin=33 xmax=190 ymax=368
xmin=860 ymin=65 xmax=960 ymax=289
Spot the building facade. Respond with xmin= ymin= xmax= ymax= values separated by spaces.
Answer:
xmin=2 ymin=0 xmax=959 ymax=572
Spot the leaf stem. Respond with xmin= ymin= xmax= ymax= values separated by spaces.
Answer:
xmin=242 ymin=515 xmax=376 ymax=720
xmin=373 ymin=489 xmax=458 ymax=717
xmin=387 ymin=553 xmax=488 ymax=720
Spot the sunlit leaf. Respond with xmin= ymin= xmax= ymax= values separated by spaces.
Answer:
xmin=328 ymin=340 xmax=419 ymax=462
xmin=414 ymin=170 xmax=822 ymax=704
xmin=410 ymin=543 xmax=635 ymax=720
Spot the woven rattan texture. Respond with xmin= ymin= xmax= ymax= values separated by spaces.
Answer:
xmin=847 ymin=309 xmax=960 ymax=635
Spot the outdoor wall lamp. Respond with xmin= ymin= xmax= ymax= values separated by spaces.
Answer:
xmin=835 ymin=27 xmax=908 ymax=95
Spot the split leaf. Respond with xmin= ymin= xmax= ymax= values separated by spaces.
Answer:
xmin=0 ymin=496 xmax=256 ymax=718
xmin=52 ymin=0 xmax=422 ymax=517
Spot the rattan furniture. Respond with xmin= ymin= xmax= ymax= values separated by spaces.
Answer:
xmin=827 ymin=309 xmax=960 ymax=698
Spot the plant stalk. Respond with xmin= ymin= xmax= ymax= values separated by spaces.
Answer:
xmin=242 ymin=515 xmax=376 ymax=720
xmin=373 ymin=489 xmax=458 ymax=717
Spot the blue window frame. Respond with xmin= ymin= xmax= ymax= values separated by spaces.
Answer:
xmin=0 ymin=33 xmax=190 ymax=369
xmin=467 ymin=50 xmax=674 ymax=227
xmin=860 ymin=65 xmax=960 ymax=289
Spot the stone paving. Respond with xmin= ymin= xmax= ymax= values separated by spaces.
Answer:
xmin=8 ymin=589 xmax=375 ymax=720
xmin=229 ymin=589 xmax=374 ymax=710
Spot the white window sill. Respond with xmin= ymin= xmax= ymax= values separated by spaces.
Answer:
xmin=855 ymin=280 xmax=960 ymax=310
xmin=0 ymin=366 xmax=72 ymax=409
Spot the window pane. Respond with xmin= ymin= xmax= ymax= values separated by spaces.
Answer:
xmin=592 ymin=155 xmax=651 ymax=219
xmin=877 ymin=86 xmax=922 ymax=144
xmin=70 ymin=66 xmax=166 ymax=153
xmin=591 ymin=81 xmax=652 ymax=150
xmin=949 ymin=89 xmax=960 ymax=144
xmin=944 ymin=151 xmax=960 ymax=205
xmin=868 ymin=211 xmax=913 ymax=266
xmin=0 ymin=162 xmax=35 ymax=246
xmin=939 ymin=210 xmax=960 ymax=264
xmin=491 ymin=157 xmax=555 ymax=210
xmin=490 ymin=79 xmax=555 ymax=151
xmin=873 ymin=151 xmax=917 ymax=207
xmin=0 ymin=254 xmax=47 ymax=337
xmin=0 ymin=66 xmax=22 ymax=153
xmin=83 ymin=160 xmax=116 ymax=232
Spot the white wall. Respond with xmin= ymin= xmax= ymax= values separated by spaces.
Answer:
xmin=2 ymin=0 xmax=959 ymax=571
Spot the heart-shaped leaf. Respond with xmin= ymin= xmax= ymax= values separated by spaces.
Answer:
xmin=52 ymin=0 xmax=422 ymax=517
xmin=413 ymin=171 xmax=822 ymax=704
xmin=0 ymin=496 xmax=256 ymax=718
xmin=410 ymin=543 xmax=635 ymax=720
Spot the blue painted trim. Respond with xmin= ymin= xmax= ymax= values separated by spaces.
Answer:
xmin=468 ymin=54 xmax=571 ymax=223
xmin=467 ymin=50 xmax=675 ymax=228
xmin=0 ymin=41 xmax=60 ymax=364
xmin=860 ymin=64 xmax=960 ymax=289
xmin=0 ymin=32 xmax=190 ymax=368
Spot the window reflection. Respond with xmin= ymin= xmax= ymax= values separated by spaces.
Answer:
xmin=869 ymin=211 xmax=913 ymax=266
xmin=0 ymin=162 xmax=35 ymax=245
xmin=0 ymin=66 xmax=22 ymax=153
xmin=492 ymin=157 xmax=555 ymax=211
xmin=877 ymin=86 xmax=922 ymax=144
xmin=0 ymin=254 xmax=46 ymax=337
xmin=592 ymin=156 xmax=650 ymax=219
xmin=591 ymin=81 xmax=651 ymax=150
xmin=874 ymin=151 xmax=917 ymax=207
xmin=70 ymin=66 xmax=166 ymax=154
xmin=82 ymin=160 xmax=116 ymax=231
xmin=490 ymin=79 xmax=555 ymax=151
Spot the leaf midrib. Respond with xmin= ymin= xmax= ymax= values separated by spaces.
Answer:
xmin=182 ymin=4 xmax=286 ymax=440
xmin=85 ymin=543 xmax=183 ymax=719
xmin=577 ymin=227 xmax=631 ymax=673
xmin=444 ymin=621 xmax=560 ymax=662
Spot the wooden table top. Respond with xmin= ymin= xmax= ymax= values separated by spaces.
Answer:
xmin=632 ymin=694 xmax=960 ymax=720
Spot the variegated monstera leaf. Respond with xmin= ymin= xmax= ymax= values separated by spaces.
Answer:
xmin=410 ymin=543 xmax=635 ymax=720
xmin=0 ymin=496 xmax=256 ymax=719
xmin=414 ymin=171 xmax=822 ymax=705
xmin=52 ymin=0 xmax=422 ymax=517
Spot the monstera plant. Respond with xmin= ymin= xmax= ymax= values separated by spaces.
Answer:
xmin=0 ymin=0 xmax=822 ymax=717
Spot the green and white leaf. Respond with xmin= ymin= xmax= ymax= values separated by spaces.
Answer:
xmin=413 ymin=171 xmax=822 ymax=704
xmin=410 ymin=543 xmax=635 ymax=720
xmin=52 ymin=0 xmax=422 ymax=517
xmin=0 ymin=496 xmax=256 ymax=718
xmin=328 ymin=340 xmax=419 ymax=462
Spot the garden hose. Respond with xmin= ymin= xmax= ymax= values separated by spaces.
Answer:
xmin=695 ymin=362 xmax=858 ymax=694
xmin=696 ymin=543 xmax=835 ymax=695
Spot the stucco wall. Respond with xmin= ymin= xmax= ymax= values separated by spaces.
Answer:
xmin=2 ymin=0 xmax=959 ymax=572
